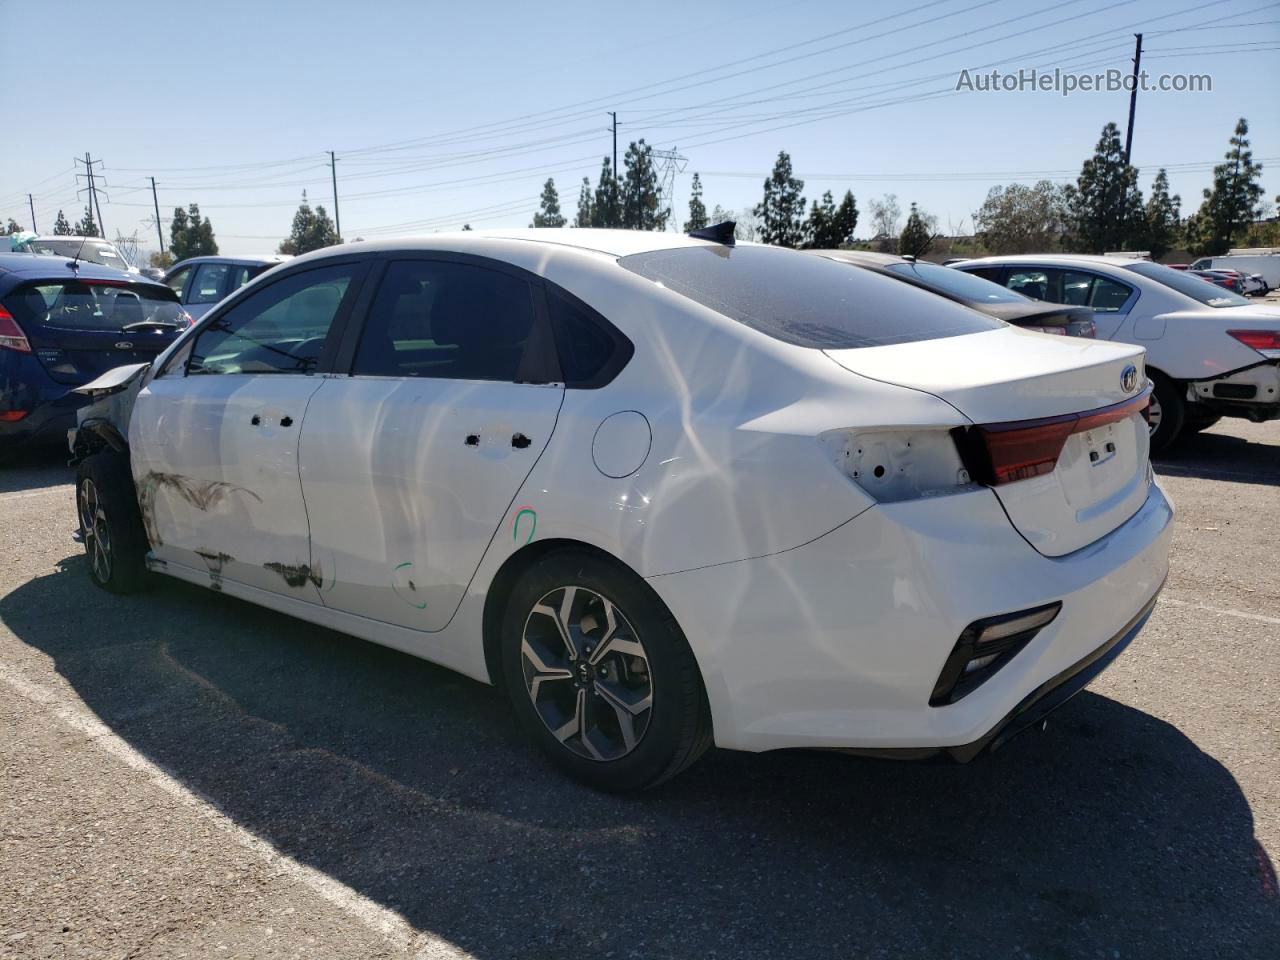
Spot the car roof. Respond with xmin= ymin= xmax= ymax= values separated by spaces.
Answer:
xmin=0 ymin=252 xmax=167 ymax=287
xmin=956 ymin=253 xmax=1143 ymax=270
xmin=808 ymin=249 xmax=907 ymax=267
xmin=292 ymin=229 xmax=735 ymax=262
xmin=167 ymin=254 xmax=291 ymax=269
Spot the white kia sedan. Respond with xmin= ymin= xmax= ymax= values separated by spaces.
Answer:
xmin=69 ymin=228 xmax=1172 ymax=791
xmin=954 ymin=255 xmax=1280 ymax=451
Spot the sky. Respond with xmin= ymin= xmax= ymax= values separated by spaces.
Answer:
xmin=1 ymin=0 xmax=1277 ymax=257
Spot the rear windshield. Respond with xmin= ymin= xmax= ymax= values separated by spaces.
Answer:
xmin=884 ymin=260 xmax=1029 ymax=304
xmin=4 ymin=281 xmax=185 ymax=331
xmin=1123 ymin=261 xmax=1249 ymax=307
xmin=30 ymin=239 xmax=131 ymax=270
xmin=620 ymin=245 xmax=1002 ymax=349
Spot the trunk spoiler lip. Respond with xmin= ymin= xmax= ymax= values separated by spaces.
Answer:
xmin=973 ymin=382 xmax=1153 ymax=435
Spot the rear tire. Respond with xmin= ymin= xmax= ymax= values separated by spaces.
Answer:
xmin=76 ymin=452 xmax=149 ymax=594
xmin=1147 ymin=373 xmax=1184 ymax=455
xmin=500 ymin=550 xmax=712 ymax=792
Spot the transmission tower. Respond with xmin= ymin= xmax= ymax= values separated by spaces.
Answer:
xmin=113 ymin=230 xmax=140 ymax=266
xmin=652 ymin=147 xmax=688 ymax=231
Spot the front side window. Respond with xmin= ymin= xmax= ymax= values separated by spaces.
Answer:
xmin=189 ymin=263 xmax=230 ymax=304
xmin=188 ymin=264 xmax=356 ymax=375
xmin=165 ymin=266 xmax=192 ymax=298
xmin=352 ymin=260 xmax=538 ymax=381
xmin=620 ymin=246 xmax=1001 ymax=349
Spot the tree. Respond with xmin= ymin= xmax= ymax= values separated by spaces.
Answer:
xmin=170 ymin=203 xmax=218 ymax=259
xmin=868 ymin=193 xmax=902 ymax=250
xmin=832 ymin=190 xmax=858 ymax=247
xmin=972 ymin=180 xmax=1069 ymax=254
xmin=53 ymin=210 xmax=74 ymax=235
xmin=149 ymin=250 xmax=175 ymax=269
xmin=530 ymin=177 xmax=566 ymax=228
xmin=574 ymin=176 xmax=594 ymax=228
xmin=734 ymin=207 xmax=761 ymax=242
xmin=3 ymin=218 xmax=21 ymax=235
xmin=591 ymin=158 xmax=621 ymax=228
xmin=1064 ymin=122 xmax=1144 ymax=252
xmin=1187 ymin=117 xmax=1265 ymax=256
xmin=898 ymin=202 xmax=938 ymax=259
xmin=800 ymin=190 xmax=857 ymax=248
xmin=755 ymin=151 xmax=805 ymax=247
xmin=1144 ymin=169 xmax=1181 ymax=261
xmin=684 ymin=172 xmax=708 ymax=232
xmin=74 ymin=205 xmax=99 ymax=237
xmin=278 ymin=191 xmax=339 ymax=255
xmin=620 ymin=140 xmax=667 ymax=231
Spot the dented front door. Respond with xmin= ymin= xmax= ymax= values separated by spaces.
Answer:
xmin=130 ymin=374 xmax=327 ymax=600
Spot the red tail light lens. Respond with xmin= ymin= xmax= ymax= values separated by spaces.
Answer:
xmin=0 ymin=305 xmax=32 ymax=353
xmin=0 ymin=410 xmax=29 ymax=421
xmin=954 ymin=386 xmax=1152 ymax=486
xmin=1228 ymin=330 xmax=1280 ymax=356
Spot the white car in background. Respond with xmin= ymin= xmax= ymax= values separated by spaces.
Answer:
xmin=955 ymin=255 xmax=1280 ymax=451
xmin=1190 ymin=254 xmax=1280 ymax=292
xmin=67 ymin=229 xmax=1172 ymax=791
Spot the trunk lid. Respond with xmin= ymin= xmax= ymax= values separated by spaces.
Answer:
xmin=825 ymin=327 xmax=1151 ymax=556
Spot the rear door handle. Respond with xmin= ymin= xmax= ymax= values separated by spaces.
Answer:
xmin=511 ymin=433 xmax=532 ymax=449
xmin=280 ymin=415 xmax=294 ymax=427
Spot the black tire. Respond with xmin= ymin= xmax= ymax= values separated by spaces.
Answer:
xmin=76 ymin=452 xmax=149 ymax=594
xmin=1183 ymin=411 xmax=1222 ymax=434
xmin=1148 ymin=372 xmax=1185 ymax=455
xmin=500 ymin=550 xmax=712 ymax=791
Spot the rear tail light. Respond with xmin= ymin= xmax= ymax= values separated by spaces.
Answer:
xmin=930 ymin=602 xmax=1062 ymax=705
xmin=176 ymin=309 xmax=194 ymax=330
xmin=0 ymin=305 xmax=32 ymax=353
xmin=820 ymin=427 xmax=976 ymax=503
xmin=1228 ymin=329 xmax=1280 ymax=359
xmin=0 ymin=410 xmax=28 ymax=421
xmin=952 ymin=385 xmax=1152 ymax=486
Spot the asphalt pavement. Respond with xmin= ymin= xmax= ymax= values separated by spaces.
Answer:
xmin=1 ymin=420 xmax=1277 ymax=959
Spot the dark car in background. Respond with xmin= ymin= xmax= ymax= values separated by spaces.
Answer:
xmin=0 ymin=254 xmax=189 ymax=457
xmin=164 ymin=255 xmax=289 ymax=320
xmin=810 ymin=250 xmax=1097 ymax=337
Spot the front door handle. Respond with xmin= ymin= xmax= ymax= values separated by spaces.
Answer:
xmin=250 ymin=414 xmax=261 ymax=426
xmin=511 ymin=433 xmax=532 ymax=449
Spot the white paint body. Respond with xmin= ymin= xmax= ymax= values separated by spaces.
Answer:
xmin=954 ymin=255 xmax=1280 ymax=419
xmin=123 ymin=232 xmax=1173 ymax=754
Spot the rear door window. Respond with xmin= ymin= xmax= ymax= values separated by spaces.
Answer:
xmin=619 ymin=245 xmax=1001 ymax=349
xmin=1006 ymin=269 xmax=1054 ymax=302
xmin=188 ymin=264 xmax=358 ymax=375
xmin=351 ymin=259 xmax=543 ymax=381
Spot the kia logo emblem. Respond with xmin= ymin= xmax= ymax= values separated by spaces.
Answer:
xmin=114 ymin=340 xmax=134 ymax=350
xmin=1121 ymin=364 xmax=1138 ymax=393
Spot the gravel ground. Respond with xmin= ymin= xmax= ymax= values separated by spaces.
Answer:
xmin=1 ymin=420 xmax=1277 ymax=960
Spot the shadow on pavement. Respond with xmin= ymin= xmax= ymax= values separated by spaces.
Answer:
xmin=0 ymin=443 xmax=74 ymax=494
xmin=1157 ymin=427 xmax=1279 ymax=486
xmin=3 ymin=560 xmax=1276 ymax=959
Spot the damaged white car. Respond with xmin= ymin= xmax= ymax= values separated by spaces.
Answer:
xmin=69 ymin=228 xmax=1172 ymax=791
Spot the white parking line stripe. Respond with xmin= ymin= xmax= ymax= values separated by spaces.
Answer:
xmin=0 ymin=486 xmax=74 ymax=503
xmin=1161 ymin=597 xmax=1280 ymax=627
xmin=0 ymin=664 xmax=469 ymax=960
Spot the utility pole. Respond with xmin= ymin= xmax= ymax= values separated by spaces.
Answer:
xmin=1123 ymin=33 xmax=1143 ymax=164
xmin=609 ymin=112 xmax=618 ymax=179
xmin=28 ymin=194 xmax=36 ymax=233
xmin=329 ymin=151 xmax=341 ymax=241
xmin=75 ymin=152 xmax=108 ymax=238
xmin=150 ymin=177 xmax=165 ymax=253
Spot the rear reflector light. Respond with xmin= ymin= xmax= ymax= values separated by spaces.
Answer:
xmin=930 ymin=602 xmax=1062 ymax=706
xmin=1228 ymin=329 xmax=1280 ymax=358
xmin=953 ymin=385 xmax=1152 ymax=486
xmin=0 ymin=305 xmax=32 ymax=353
xmin=1 ymin=410 xmax=28 ymax=421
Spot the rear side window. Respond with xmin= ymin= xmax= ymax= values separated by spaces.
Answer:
xmin=620 ymin=246 xmax=1001 ymax=349
xmin=546 ymin=288 xmax=632 ymax=387
xmin=3 ymin=281 xmax=184 ymax=332
xmin=352 ymin=259 xmax=539 ymax=382
xmin=189 ymin=263 xmax=230 ymax=304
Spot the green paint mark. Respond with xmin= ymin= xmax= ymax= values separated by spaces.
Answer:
xmin=513 ymin=507 xmax=537 ymax=545
xmin=392 ymin=561 xmax=428 ymax=609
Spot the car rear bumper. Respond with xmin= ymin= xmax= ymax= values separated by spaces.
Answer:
xmin=648 ymin=480 xmax=1173 ymax=753
xmin=0 ymin=384 xmax=86 ymax=448
xmin=1189 ymin=360 xmax=1280 ymax=421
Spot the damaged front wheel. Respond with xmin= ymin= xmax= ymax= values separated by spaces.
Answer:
xmin=76 ymin=452 xmax=149 ymax=594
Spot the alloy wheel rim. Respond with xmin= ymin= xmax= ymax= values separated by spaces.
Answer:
xmin=1147 ymin=394 xmax=1162 ymax=436
xmin=521 ymin=585 xmax=653 ymax=762
xmin=78 ymin=479 xmax=112 ymax=583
